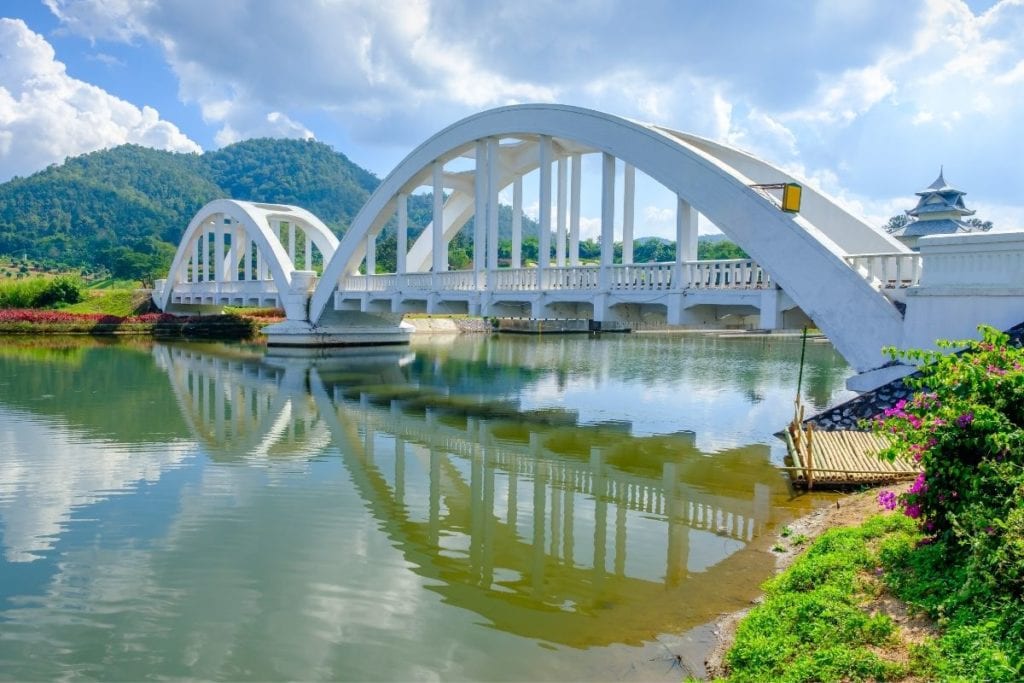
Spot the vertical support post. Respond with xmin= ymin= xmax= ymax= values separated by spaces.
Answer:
xmin=512 ymin=177 xmax=523 ymax=269
xmin=204 ymin=225 xmax=211 ymax=282
xmin=366 ymin=232 xmax=376 ymax=275
xmin=538 ymin=135 xmax=552 ymax=282
xmin=304 ymin=228 xmax=312 ymax=271
xmin=623 ymin=163 xmax=635 ymax=265
xmin=474 ymin=139 xmax=487 ymax=277
xmin=257 ymin=236 xmax=266 ymax=281
xmin=224 ymin=220 xmax=236 ymax=282
xmin=600 ymin=153 xmax=616 ymax=288
xmin=432 ymin=161 xmax=445 ymax=273
xmin=569 ymin=153 xmax=581 ymax=267
xmin=214 ymin=219 xmax=225 ymax=282
xmin=486 ymin=137 xmax=500 ymax=273
xmin=556 ymin=155 xmax=568 ymax=267
xmin=287 ymin=221 xmax=296 ymax=266
xmin=396 ymin=193 xmax=408 ymax=275
xmin=200 ymin=229 xmax=208 ymax=282
xmin=192 ymin=236 xmax=200 ymax=283
xmin=676 ymin=197 xmax=699 ymax=262
xmin=240 ymin=233 xmax=250 ymax=280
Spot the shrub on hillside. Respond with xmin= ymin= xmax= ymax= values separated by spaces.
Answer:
xmin=36 ymin=276 xmax=84 ymax=307
xmin=0 ymin=276 xmax=84 ymax=309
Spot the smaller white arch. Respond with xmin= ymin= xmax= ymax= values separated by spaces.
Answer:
xmin=157 ymin=199 xmax=339 ymax=318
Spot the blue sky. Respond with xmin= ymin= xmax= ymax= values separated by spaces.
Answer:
xmin=1 ymin=0 xmax=1022 ymax=239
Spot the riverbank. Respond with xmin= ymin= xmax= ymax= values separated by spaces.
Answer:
xmin=703 ymin=487 xmax=911 ymax=677
xmin=0 ymin=308 xmax=497 ymax=339
xmin=0 ymin=309 xmax=260 ymax=339
xmin=402 ymin=315 xmax=490 ymax=334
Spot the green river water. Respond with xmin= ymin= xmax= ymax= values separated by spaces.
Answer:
xmin=0 ymin=332 xmax=854 ymax=680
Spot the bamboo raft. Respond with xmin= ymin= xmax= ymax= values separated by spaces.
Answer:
xmin=783 ymin=406 xmax=920 ymax=489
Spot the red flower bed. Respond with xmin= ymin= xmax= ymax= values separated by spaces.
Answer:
xmin=0 ymin=309 xmax=182 ymax=324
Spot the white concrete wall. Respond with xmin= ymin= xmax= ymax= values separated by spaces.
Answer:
xmin=903 ymin=231 xmax=1024 ymax=349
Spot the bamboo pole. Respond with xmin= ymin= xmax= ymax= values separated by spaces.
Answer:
xmin=805 ymin=422 xmax=815 ymax=490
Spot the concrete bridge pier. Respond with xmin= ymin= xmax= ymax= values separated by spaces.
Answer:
xmin=758 ymin=286 xmax=784 ymax=330
xmin=265 ymin=273 xmax=412 ymax=347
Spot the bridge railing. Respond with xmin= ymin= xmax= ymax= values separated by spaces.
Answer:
xmin=336 ymin=259 xmax=773 ymax=295
xmin=401 ymin=273 xmax=434 ymax=290
xmin=684 ymin=259 xmax=769 ymax=289
xmin=168 ymin=280 xmax=282 ymax=306
xmin=544 ymin=266 xmax=601 ymax=290
xmin=437 ymin=271 xmax=479 ymax=291
xmin=609 ymin=263 xmax=675 ymax=290
xmin=491 ymin=268 xmax=538 ymax=291
xmin=845 ymin=253 xmax=922 ymax=290
xmin=343 ymin=274 xmax=396 ymax=292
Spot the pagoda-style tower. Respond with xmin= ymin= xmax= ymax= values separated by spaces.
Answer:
xmin=891 ymin=168 xmax=978 ymax=250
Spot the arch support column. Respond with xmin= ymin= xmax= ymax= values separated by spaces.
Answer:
xmin=600 ymin=153 xmax=616 ymax=289
xmin=569 ymin=153 xmax=581 ymax=267
xmin=512 ymin=177 xmax=523 ymax=269
xmin=538 ymin=136 xmax=553 ymax=285
xmin=432 ymin=161 xmax=446 ymax=275
xmin=676 ymin=198 xmax=698 ymax=262
xmin=396 ymin=193 xmax=408 ymax=275
xmin=623 ymin=163 xmax=635 ymax=265
xmin=556 ymin=156 xmax=568 ymax=267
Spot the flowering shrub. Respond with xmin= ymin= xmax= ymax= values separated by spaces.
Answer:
xmin=0 ymin=309 xmax=178 ymax=324
xmin=873 ymin=325 xmax=1024 ymax=602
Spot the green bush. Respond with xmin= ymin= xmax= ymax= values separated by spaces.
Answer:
xmin=871 ymin=325 xmax=1024 ymax=677
xmin=36 ymin=275 xmax=84 ymax=307
xmin=0 ymin=275 xmax=84 ymax=309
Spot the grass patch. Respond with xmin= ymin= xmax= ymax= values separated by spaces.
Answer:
xmin=879 ymin=534 xmax=1022 ymax=680
xmin=63 ymin=288 xmax=150 ymax=316
xmin=87 ymin=277 xmax=141 ymax=290
xmin=725 ymin=514 xmax=923 ymax=682
xmin=723 ymin=511 xmax=1024 ymax=681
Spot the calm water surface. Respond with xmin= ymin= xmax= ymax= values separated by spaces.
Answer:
xmin=0 ymin=333 xmax=853 ymax=680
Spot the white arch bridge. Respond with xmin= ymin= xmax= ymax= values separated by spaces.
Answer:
xmin=156 ymin=104 xmax=930 ymax=386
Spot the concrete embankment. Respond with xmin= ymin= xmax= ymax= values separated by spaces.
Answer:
xmin=402 ymin=316 xmax=491 ymax=334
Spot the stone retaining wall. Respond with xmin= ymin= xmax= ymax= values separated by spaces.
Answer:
xmin=807 ymin=320 xmax=1024 ymax=431
xmin=404 ymin=316 xmax=490 ymax=334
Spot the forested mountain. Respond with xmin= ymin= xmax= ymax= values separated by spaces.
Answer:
xmin=0 ymin=139 xmax=540 ymax=279
xmin=0 ymin=138 xmax=743 ymax=280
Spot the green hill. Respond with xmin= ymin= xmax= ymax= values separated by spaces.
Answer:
xmin=0 ymin=139 xmax=541 ymax=280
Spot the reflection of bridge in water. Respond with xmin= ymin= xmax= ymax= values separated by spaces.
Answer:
xmin=157 ymin=343 xmax=782 ymax=646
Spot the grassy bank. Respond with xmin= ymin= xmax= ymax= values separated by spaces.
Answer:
xmin=723 ymin=513 xmax=925 ymax=681
xmin=720 ymin=326 xmax=1024 ymax=681
xmin=720 ymin=509 xmax=1020 ymax=681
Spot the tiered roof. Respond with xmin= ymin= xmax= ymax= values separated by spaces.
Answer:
xmin=892 ymin=168 xmax=976 ymax=238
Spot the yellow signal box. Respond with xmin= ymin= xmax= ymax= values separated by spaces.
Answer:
xmin=781 ymin=183 xmax=802 ymax=213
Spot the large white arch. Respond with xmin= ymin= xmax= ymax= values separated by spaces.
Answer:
xmin=312 ymin=104 xmax=904 ymax=373
xmin=157 ymin=199 xmax=339 ymax=318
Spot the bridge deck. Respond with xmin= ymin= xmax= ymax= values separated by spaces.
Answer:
xmin=785 ymin=423 xmax=919 ymax=489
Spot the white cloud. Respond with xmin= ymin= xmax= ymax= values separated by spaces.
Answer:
xmin=0 ymin=18 xmax=199 ymax=181
xmin=43 ymin=0 xmax=152 ymax=43
xmin=19 ymin=0 xmax=1024 ymax=230
xmin=213 ymin=111 xmax=314 ymax=147
xmin=578 ymin=216 xmax=601 ymax=240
